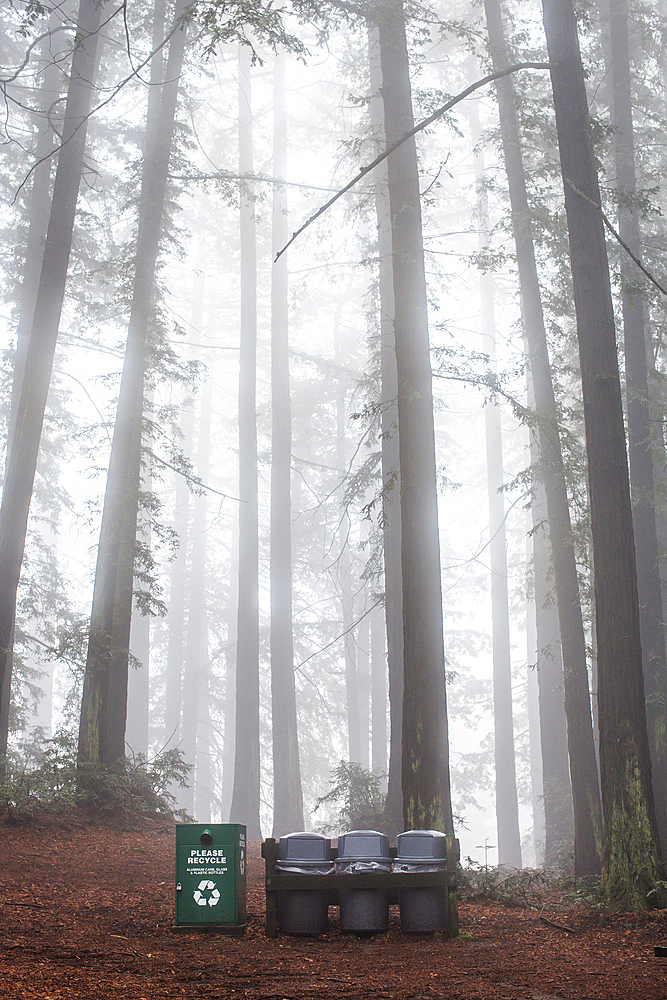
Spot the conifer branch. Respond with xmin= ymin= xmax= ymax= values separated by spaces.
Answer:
xmin=275 ymin=61 xmax=551 ymax=260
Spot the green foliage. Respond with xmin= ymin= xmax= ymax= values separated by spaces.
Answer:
xmin=313 ymin=760 xmax=387 ymax=833
xmin=0 ymin=731 xmax=191 ymax=829
xmin=194 ymin=0 xmax=307 ymax=61
xmin=460 ymin=859 xmax=551 ymax=908
xmin=552 ymin=871 xmax=602 ymax=912
xmin=460 ymin=860 xmax=607 ymax=913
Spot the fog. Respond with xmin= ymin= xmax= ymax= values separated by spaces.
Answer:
xmin=1 ymin=0 xmax=663 ymax=892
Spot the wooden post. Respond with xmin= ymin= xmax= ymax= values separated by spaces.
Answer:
xmin=261 ymin=838 xmax=279 ymax=938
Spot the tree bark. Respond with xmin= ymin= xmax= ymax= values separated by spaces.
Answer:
xmin=525 ymin=560 xmax=545 ymax=867
xmin=606 ymin=0 xmax=667 ymax=855
xmin=270 ymin=51 xmax=304 ymax=838
xmin=484 ymin=0 xmax=602 ymax=875
xmin=164 ymin=403 xmax=194 ymax=747
xmin=126 ymin=591 xmax=150 ymax=758
xmin=78 ymin=0 xmax=188 ymax=772
xmin=542 ymin=0 xmax=664 ymax=906
xmin=533 ymin=481 xmax=575 ymax=864
xmin=8 ymin=15 xmax=61 ymax=449
xmin=358 ymin=607 xmax=371 ymax=770
xmin=337 ymin=396 xmax=361 ymax=766
xmin=370 ymin=603 xmax=388 ymax=782
xmin=181 ymin=381 xmax=212 ymax=816
xmin=0 ymin=0 xmax=103 ymax=759
xmin=229 ymin=44 xmax=262 ymax=840
xmin=369 ymin=23 xmax=403 ymax=832
xmin=194 ymin=614 xmax=213 ymax=824
xmin=376 ymin=0 xmax=453 ymax=835
xmin=474 ymin=136 xmax=522 ymax=869
xmin=0 ymin=20 xmax=62 ymax=748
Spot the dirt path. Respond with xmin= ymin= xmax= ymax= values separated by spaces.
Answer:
xmin=1 ymin=817 xmax=667 ymax=998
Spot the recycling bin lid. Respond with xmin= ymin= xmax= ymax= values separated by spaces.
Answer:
xmin=278 ymin=831 xmax=331 ymax=862
xmin=337 ymin=829 xmax=391 ymax=861
xmin=396 ymin=829 xmax=448 ymax=860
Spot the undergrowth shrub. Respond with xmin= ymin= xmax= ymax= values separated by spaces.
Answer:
xmin=460 ymin=860 xmax=552 ymax=907
xmin=313 ymin=760 xmax=388 ymax=834
xmin=0 ymin=731 xmax=191 ymax=829
xmin=461 ymin=859 xmax=602 ymax=911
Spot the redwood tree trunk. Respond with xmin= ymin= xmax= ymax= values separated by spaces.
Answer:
xmin=0 ymin=0 xmax=103 ymax=760
xmin=484 ymin=0 xmax=602 ymax=875
xmin=78 ymin=0 xmax=187 ymax=772
xmin=164 ymin=404 xmax=194 ymax=747
xmin=607 ymin=0 xmax=667 ymax=854
xmin=542 ymin=0 xmax=663 ymax=906
xmin=270 ymin=52 xmax=304 ymax=838
xmin=369 ymin=23 xmax=403 ymax=832
xmin=0 ymin=22 xmax=62 ymax=747
xmin=377 ymin=0 xmax=453 ymax=835
xmin=370 ymin=604 xmax=387 ymax=781
xmin=181 ymin=382 xmax=212 ymax=816
xmin=229 ymin=45 xmax=262 ymax=840
xmin=474 ymin=138 xmax=522 ymax=869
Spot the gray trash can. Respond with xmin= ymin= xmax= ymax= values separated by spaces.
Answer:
xmin=276 ymin=832 xmax=333 ymax=934
xmin=395 ymin=829 xmax=448 ymax=933
xmin=336 ymin=829 xmax=391 ymax=933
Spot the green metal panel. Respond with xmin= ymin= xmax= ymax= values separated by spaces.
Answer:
xmin=175 ymin=824 xmax=246 ymax=927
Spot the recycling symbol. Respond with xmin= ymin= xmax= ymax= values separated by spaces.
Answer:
xmin=193 ymin=879 xmax=220 ymax=907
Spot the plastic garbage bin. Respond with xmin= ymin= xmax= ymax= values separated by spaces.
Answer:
xmin=395 ymin=829 xmax=448 ymax=933
xmin=276 ymin=832 xmax=333 ymax=934
xmin=336 ymin=829 xmax=391 ymax=933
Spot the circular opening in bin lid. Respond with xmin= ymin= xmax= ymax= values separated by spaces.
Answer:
xmin=200 ymin=828 xmax=214 ymax=846
xmin=278 ymin=831 xmax=331 ymax=861
xmin=396 ymin=829 xmax=447 ymax=860
xmin=337 ymin=829 xmax=391 ymax=860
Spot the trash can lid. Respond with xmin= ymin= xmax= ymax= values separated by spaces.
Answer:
xmin=337 ymin=830 xmax=391 ymax=860
xmin=278 ymin=831 xmax=331 ymax=861
xmin=397 ymin=829 xmax=448 ymax=860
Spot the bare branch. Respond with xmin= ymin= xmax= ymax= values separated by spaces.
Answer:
xmin=275 ymin=61 xmax=551 ymax=260
xmin=564 ymin=177 xmax=667 ymax=300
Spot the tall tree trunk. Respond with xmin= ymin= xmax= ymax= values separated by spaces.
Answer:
xmin=358 ymin=607 xmax=371 ymax=770
xmin=533 ymin=484 xmax=575 ymax=864
xmin=181 ymin=382 xmax=212 ymax=816
xmin=337 ymin=419 xmax=361 ymax=765
xmin=525 ymin=554 xmax=545 ymax=867
xmin=542 ymin=0 xmax=664 ymax=907
xmin=0 ymin=0 xmax=103 ymax=760
xmin=270 ymin=51 xmax=304 ymax=838
xmin=229 ymin=44 xmax=262 ymax=840
xmin=126 ymin=589 xmax=150 ymax=758
xmin=376 ymin=0 xmax=453 ymax=835
xmin=222 ymin=513 xmax=239 ymax=821
xmin=474 ymin=139 xmax=522 ymax=868
xmin=370 ymin=604 xmax=387 ymax=782
xmin=78 ymin=0 xmax=187 ymax=772
xmin=195 ymin=613 xmax=213 ymax=824
xmin=369 ymin=24 xmax=403 ymax=832
xmin=484 ymin=0 xmax=602 ymax=875
xmin=0 ymin=21 xmax=62 ymax=747
xmin=607 ymin=0 xmax=667 ymax=854
xmin=8 ymin=15 xmax=61 ymax=447
xmin=164 ymin=403 xmax=194 ymax=746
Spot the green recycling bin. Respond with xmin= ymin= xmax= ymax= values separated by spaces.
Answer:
xmin=174 ymin=823 xmax=246 ymax=932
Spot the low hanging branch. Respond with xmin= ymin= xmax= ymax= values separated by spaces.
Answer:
xmin=275 ymin=61 xmax=551 ymax=260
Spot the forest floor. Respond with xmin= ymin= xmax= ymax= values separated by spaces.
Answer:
xmin=1 ymin=816 xmax=667 ymax=999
